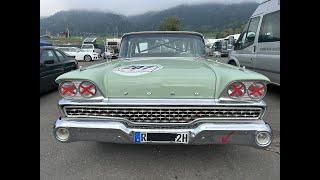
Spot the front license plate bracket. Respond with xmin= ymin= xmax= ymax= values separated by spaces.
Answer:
xmin=134 ymin=132 xmax=189 ymax=144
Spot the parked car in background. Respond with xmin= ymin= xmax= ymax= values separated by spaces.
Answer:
xmin=211 ymin=40 xmax=224 ymax=57
xmin=228 ymin=0 xmax=280 ymax=85
xmin=80 ymin=44 xmax=101 ymax=60
xmin=40 ymin=46 xmax=78 ymax=94
xmin=57 ymin=46 xmax=100 ymax=62
xmin=53 ymin=31 xmax=272 ymax=149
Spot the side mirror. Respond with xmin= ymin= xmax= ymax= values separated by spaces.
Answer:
xmin=247 ymin=34 xmax=255 ymax=42
xmin=228 ymin=36 xmax=235 ymax=45
xmin=44 ymin=59 xmax=54 ymax=65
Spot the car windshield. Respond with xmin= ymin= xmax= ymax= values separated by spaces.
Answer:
xmin=119 ymin=33 xmax=205 ymax=58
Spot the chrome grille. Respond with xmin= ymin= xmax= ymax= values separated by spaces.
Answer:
xmin=63 ymin=105 xmax=263 ymax=124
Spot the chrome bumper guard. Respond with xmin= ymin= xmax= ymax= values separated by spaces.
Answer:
xmin=53 ymin=118 xmax=272 ymax=148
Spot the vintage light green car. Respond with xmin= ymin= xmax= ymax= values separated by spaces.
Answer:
xmin=53 ymin=31 xmax=272 ymax=148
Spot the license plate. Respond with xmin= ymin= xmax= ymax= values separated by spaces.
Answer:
xmin=134 ymin=132 xmax=189 ymax=144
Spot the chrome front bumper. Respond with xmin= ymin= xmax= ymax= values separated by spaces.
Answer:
xmin=53 ymin=118 xmax=272 ymax=148
xmin=54 ymin=98 xmax=272 ymax=148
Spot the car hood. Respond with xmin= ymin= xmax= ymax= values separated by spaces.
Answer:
xmin=106 ymin=57 xmax=216 ymax=98
xmin=56 ymin=57 xmax=270 ymax=99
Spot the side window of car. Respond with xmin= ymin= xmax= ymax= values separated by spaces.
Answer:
xmin=40 ymin=50 xmax=59 ymax=63
xmin=235 ymin=17 xmax=260 ymax=50
xmin=258 ymin=10 xmax=280 ymax=42
xmin=55 ymin=50 xmax=66 ymax=61
xmin=234 ymin=21 xmax=249 ymax=50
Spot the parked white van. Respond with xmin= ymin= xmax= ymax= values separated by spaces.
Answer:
xmin=228 ymin=0 xmax=280 ymax=85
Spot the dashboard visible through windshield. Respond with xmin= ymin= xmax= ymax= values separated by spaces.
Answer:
xmin=119 ymin=33 xmax=205 ymax=58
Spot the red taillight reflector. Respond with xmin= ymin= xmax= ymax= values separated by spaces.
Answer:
xmin=59 ymin=81 xmax=76 ymax=97
xmin=79 ymin=81 xmax=96 ymax=98
xmin=227 ymin=82 xmax=246 ymax=98
xmin=248 ymin=82 xmax=266 ymax=100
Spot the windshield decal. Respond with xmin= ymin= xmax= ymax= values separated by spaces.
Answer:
xmin=113 ymin=64 xmax=163 ymax=76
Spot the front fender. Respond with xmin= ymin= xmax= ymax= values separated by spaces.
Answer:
xmin=228 ymin=55 xmax=240 ymax=66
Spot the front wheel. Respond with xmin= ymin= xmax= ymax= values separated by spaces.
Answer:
xmin=84 ymin=55 xmax=92 ymax=62
xmin=228 ymin=60 xmax=237 ymax=66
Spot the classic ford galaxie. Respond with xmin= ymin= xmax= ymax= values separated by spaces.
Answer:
xmin=53 ymin=31 xmax=272 ymax=148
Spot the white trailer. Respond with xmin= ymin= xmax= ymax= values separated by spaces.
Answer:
xmin=104 ymin=38 xmax=121 ymax=59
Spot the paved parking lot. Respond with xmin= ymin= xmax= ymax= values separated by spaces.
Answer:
xmin=40 ymin=58 xmax=280 ymax=180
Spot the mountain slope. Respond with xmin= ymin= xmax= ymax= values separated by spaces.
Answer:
xmin=40 ymin=2 xmax=258 ymax=36
xmin=40 ymin=10 xmax=134 ymax=36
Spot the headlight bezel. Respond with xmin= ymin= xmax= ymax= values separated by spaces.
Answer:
xmin=220 ymin=80 xmax=268 ymax=102
xmin=58 ymin=80 xmax=103 ymax=100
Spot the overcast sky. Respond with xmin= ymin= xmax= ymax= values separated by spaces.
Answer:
xmin=40 ymin=0 xmax=257 ymax=17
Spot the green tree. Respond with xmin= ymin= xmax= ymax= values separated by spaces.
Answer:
xmin=157 ymin=16 xmax=183 ymax=31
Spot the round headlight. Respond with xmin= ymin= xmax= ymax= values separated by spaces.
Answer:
xmin=227 ymin=82 xmax=246 ymax=98
xmin=59 ymin=81 xmax=77 ymax=98
xmin=255 ymin=132 xmax=271 ymax=147
xmin=79 ymin=81 xmax=96 ymax=98
xmin=56 ymin=128 xmax=70 ymax=142
xmin=248 ymin=82 xmax=267 ymax=100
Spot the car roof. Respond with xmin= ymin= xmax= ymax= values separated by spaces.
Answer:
xmin=252 ymin=0 xmax=280 ymax=17
xmin=122 ymin=31 xmax=204 ymax=39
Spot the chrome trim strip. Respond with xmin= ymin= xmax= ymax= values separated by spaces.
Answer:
xmin=59 ymin=98 xmax=266 ymax=107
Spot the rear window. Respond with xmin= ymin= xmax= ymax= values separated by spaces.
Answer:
xmin=108 ymin=42 xmax=118 ymax=45
xmin=82 ymin=44 xmax=94 ymax=49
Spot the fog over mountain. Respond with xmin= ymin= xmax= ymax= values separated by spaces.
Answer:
xmin=40 ymin=2 xmax=258 ymax=36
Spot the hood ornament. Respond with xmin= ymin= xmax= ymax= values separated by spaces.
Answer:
xmin=146 ymin=92 xmax=152 ymax=95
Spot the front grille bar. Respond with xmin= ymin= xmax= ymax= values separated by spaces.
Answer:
xmin=63 ymin=105 xmax=263 ymax=124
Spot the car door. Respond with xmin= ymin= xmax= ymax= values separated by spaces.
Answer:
xmin=254 ymin=10 xmax=280 ymax=84
xmin=233 ymin=16 xmax=261 ymax=69
xmin=75 ymin=48 xmax=85 ymax=60
xmin=40 ymin=49 xmax=64 ymax=92
xmin=66 ymin=48 xmax=77 ymax=57
xmin=54 ymin=49 xmax=77 ymax=73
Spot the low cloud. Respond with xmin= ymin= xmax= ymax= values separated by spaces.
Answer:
xmin=40 ymin=0 xmax=256 ymax=17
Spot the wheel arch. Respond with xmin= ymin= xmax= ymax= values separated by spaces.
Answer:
xmin=227 ymin=56 xmax=240 ymax=66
